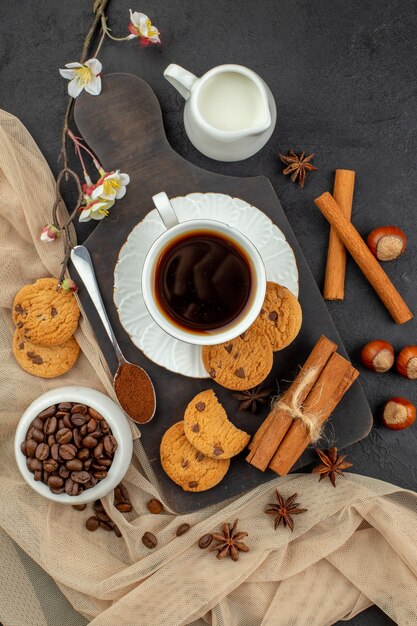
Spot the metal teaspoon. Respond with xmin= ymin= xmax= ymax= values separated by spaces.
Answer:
xmin=71 ymin=245 xmax=156 ymax=424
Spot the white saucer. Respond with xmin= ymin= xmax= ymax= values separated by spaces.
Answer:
xmin=114 ymin=193 xmax=299 ymax=378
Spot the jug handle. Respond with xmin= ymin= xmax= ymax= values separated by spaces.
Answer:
xmin=163 ymin=64 xmax=198 ymax=101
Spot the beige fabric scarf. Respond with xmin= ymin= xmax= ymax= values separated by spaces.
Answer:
xmin=1 ymin=110 xmax=416 ymax=626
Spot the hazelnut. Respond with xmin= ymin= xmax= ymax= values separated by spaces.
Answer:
xmin=367 ymin=226 xmax=407 ymax=261
xmin=382 ymin=397 xmax=416 ymax=430
xmin=360 ymin=340 xmax=394 ymax=373
xmin=396 ymin=346 xmax=417 ymax=379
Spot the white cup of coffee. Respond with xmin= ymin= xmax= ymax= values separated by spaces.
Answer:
xmin=141 ymin=192 xmax=266 ymax=346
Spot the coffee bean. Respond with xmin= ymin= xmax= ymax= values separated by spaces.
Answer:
xmin=118 ymin=483 xmax=130 ymax=502
xmin=99 ymin=520 xmax=113 ymax=531
xmin=93 ymin=470 xmax=108 ymax=480
xmin=147 ymin=499 xmax=163 ymax=514
xmin=59 ymin=444 xmax=77 ymax=460
xmin=116 ymin=502 xmax=132 ymax=513
xmin=35 ymin=443 xmax=49 ymax=461
xmin=176 ymin=524 xmax=191 ymax=537
xmin=43 ymin=416 xmax=57 ymax=435
xmin=65 ymin=478 xmax=79 ymax=496
xmin=198 ymin=534 xmax=213 ymax=549
xmin=43 ymin=459 xmax=58 ymax=473
xmin=55 ymin=410 xmax=70 ymax=419
xmin=96 ymin=510 xmax=111 ymax=523
xmin=33 ymin=470 xmax=42 ymax=481
xmin=62 ymin=414 xmax=73 ymax=429
xmin=100 ymin=419 xmax=110 ymax=434
xmin=73 ymin=429 xmax=83 ymax=448
xmin=57 ymin=402 xmax=72 ymax=411
xmin=50 ymin=487 xmax=65 ymax=494
xmin=113 ymin=524 xmax=122 ymax=538
xmin=71 ymin=471 xmax=91 ymax=484
xmin=57 ymin=419 xmax=65 ymax=430
xmin=83 ymin=435 xmax=98 ymax=449
xmin=88 ymin=429 xmax=102 ymax=439
xmin=72 ymin=503 xmax=87 ymax=511
xmin=25 ymin=439 xmax=38 ymax=458
xmin=32 ymin=417 xmax=44 ymax=430
xmin=37 ymin=406 xmax=56 ymax=420
xmin=85 ymin=476 xmax=97 ymax=489
xmin=27 ymin=457 xmax=42 ymax=473
xmin=79 ymin=424 xmax=88 ymax=436
xmin=32 ymin=428 xmax=45 ymax=444
xmin=56 ymin=428 xmax=72 ymax=444
xmin=86 ymin=516 xmax=99 ymax=531
xmin=71 ymin=413 xmax=86 ymax=427
xmin=87 ymin=418 xmax=97 ymax=433
xmin=97 ymin=457 xmax=111 ymax=467
xmin=88 ymin=407 xmax=104 ymax=421
xmin=66 ymin=458 xmax=83 ymax=471
xmin=51 ymin=443 xmax=60 ymax=460
xmin=83 ymin=458 xmax=92 ymax=471
xmin=48 ymin=475 xmax=64 ymax=490
xmin=77 ymin=448 xmax=90 ymax=461
xmin=59 ymin=465 xmax=70 ymax=479
xmin=142 ymin=531 xmax=157 ymax=549
xmin=93 ymin=442 xmax=104 ymax=459
xmin=94 ymin=499 xmax=105 ymax=513
xmin=20 ymin=441 xmax=27 ymax=455
xmin=71 ymin=403 xmax=87 ymax=415
xmin=103 ymin=435 xmax=118 ymax=456
xmin=47 ymin=434 xmax=56 ymax=446
xmin=25 ymin=426 xmax=35 ymax=441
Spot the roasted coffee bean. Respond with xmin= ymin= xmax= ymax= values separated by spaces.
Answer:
xmin=27 ymin=457 xmax=42 ymax=473
xmin=86 ymin=516 xmax=99 ymax=531
xmin=50 ymin=487 xmax=65 ymax=494
xmin=88 ymin=429 xmax=102 ymax=439
xmin=57 ymin=419 xmax=65 ymax=430
xmin=176 ymin=524 xmax=191 ymax=537
xmin=38 ymin=406 xmax=57 ymax=420
xmin=57 ymin=402 xmax=72 ymax=411
xmin=94 ymin=499 xmax=105 ymax=513
xmin=66 ymin=458 xmax=83 ymax=472
xmin=47 ymin=434 xmax=56 ymax=446
xmin=198 ymin=534 xmax=213 ymax=549
xmin=26 ymin=439 xmax=38 ymax=458
xmin=65 ymin=478 xmax=79 ymax=496
xmin=99 ymin=520 xmax=113 ymax=531
xmin=43 ymin=459 xmax=58 ymax=473
xmin=78 ymin=448 xmax=90 ymax=461
xmin=48 ymin=475 xmax=64 ymax=490
xmin=142 ymin=531 xmax=157 ymax=549
xmin=73 ymin=428 xmax=83 ymax=448
xmin=33 ymin=470 xmax=42 ymax=481
xmin=103 ymin=435 xmax=118 ymax=456
xmin=43 ymin=416 xmax=57 ymax=435
xmin=83 ymin=458 xmax=92 ymax=471
xmin=100 ymin=419 xmax=110 ymax=434
xmin=59 ymin=465 xmax=70 ymax=479
xmin=83 ymin=435 xmax=98 ymax=449
xmin=72 ymin=503 xmax=87 ymax=511
xmin=96 ymin=510 xmax=111 ymax=523
xmin=147 ymin=499 xmax=163 ymax=514
xmin=32 ymin=417 xmax=45 ymax=430
xmin=116 ymin=502 xmax=132 ymax=513
xmin=51 ymin=443 xmax=60 ymax=460
xmin=93 ymin=442 xmax=104 ymax=459
xmin=113 ymin=524 xmax=122 ymax=538
xmin=71 ymin=471 xmax=91 ymax=484
xmin=20 ymin=441 xmax=27 ymax=455
xmin=118 ymin=483 xmax=130 ymax=502
xmin=35 ymin=443 xmax=49 ymax=460
xmin=62 ymin=414 xmax=72 ymax=430
xmin=79 ymin=424 xmax=88 ymax=436
xmin=56 ymin=428 xmax=72 ymax=444
xmin=97 ymin=457 xmax=111 ymax=467
xmin=92 ymin=462 xmax=104 ymax=471
xmin=71 ymin=413 xmax=86 ymax=427
xmin=71 ymin=403 xmax=87 ymax=415
xmin=26 ymin=426 xmax=35 ymax=441
xmin=88 ymin=407 xmax=104 ymax=421
xmin=55 ymin=410 xmax=70 ymax=418
xmin=86 ymin=418 xmax=97 ymax=433
xmin=32 ymin=428 xmax=45 ymax=443
xmin=59 ymin=444 xmax=77 ymax=460
xmin=93 ymin=470 xmax=108 ymax=480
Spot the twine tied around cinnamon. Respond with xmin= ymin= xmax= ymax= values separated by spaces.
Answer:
xmin=277 ymin=367 xmax=323 ymax=442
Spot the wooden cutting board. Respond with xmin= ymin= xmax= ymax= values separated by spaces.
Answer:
xmin=72 ymin=73 xmax=372 ymax=513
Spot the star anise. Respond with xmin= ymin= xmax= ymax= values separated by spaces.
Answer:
xmin=312 ymin=448 xmax=352 ymax=487
xmin=209 ymin=519 xmax=250 ymax=561
xmin=233 ymin=384 xmax=274 ymax=413
xmin=265 ymin=490 xmax=307 ymax=532
xmin=279 ymin=149 xmax=318 ymax=188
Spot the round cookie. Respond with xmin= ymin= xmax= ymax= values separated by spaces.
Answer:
xmin=254 ymin=282 xmax=302 ymax=351
xmin=13 ymin=330 xmax=80 ymax=378
xmin=160 ymin=421 xmax=230 ymax=492
xmin=202 ymin=326 xmax=273 ymax=390
xmin=183 ymin=389 xmax=250 ymax=459
xmin=13 ymin=278 xmax=80 ymax=346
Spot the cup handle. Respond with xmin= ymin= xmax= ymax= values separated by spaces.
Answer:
xmin=152 ymin=192 xmax=179 ymax=230
xmin=163 ymin=64 xmax=198 ymax=101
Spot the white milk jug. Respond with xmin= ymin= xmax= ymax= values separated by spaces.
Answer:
xmin=163 ymin=63 xmax=276 ymax=162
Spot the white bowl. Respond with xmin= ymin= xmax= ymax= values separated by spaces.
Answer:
xmin=14 ymin=386 xmax=133 ymax=505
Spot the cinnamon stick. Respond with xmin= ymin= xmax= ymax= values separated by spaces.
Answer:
xmin=246 ymin=336 xmax=337 ymax=470
xmin=323 ymin=170 xmax=356 ymax=300
xmin=315 ymin=192 xmax=413 ymax=324
xmin=268 ymin=352 xmax=359 ymax=476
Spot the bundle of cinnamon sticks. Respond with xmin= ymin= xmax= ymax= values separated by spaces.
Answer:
xmin=246 ymin=336 xmax=359 ymax=476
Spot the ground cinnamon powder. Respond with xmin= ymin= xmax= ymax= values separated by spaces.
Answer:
xmin=115 ymin=363 xmax=155 ymax=424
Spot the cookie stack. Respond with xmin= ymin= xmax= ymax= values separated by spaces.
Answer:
xmin=160 ymin=390 xmax=249 ymax=492
xmin=12 ymin=278 xmax=80 ymax=378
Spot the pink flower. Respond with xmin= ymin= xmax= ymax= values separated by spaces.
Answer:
xmin=40 ymin=224 xmax=60 ymax=242
xmin=61 ymin=278 xmax=79 ymax=293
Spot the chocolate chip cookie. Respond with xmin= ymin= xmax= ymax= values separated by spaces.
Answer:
xmin=13 ymin=330 xmax=80 ymax=378
xmin=13 ymin=277 xmax=80 ymax=346
xmin=183 ymin=390 xmax=250 ymax=459
xmin=160 ymin=421 xmax=230 ymax=492
xmin=202 ymin=327 xmax=273 ymax=390
xmin=254 ymin=282 xmax=302 ymax=351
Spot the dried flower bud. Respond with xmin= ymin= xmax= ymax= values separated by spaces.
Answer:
xmin=61 ymin=278 xmax=78 ymax=293
xmin=40 ymin=224 xmax=60 ymax=242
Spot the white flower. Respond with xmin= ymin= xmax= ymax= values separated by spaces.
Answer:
xmin=59 ymin=59 xmax=102 ymax=98
xmin=79 ymin=197 xmax=115 ymax=222
xmin=91 ymin=170 xmax=130 ymax=201
xmin=128 ymin=10 xmax=160 ymax=44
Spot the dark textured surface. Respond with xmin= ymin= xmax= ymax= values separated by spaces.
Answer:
xmin=1 ymin=1 xmax=415 ymax=624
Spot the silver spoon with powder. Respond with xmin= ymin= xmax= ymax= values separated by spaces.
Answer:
xmin=71 ymin=245 xmax=156 ymax=424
